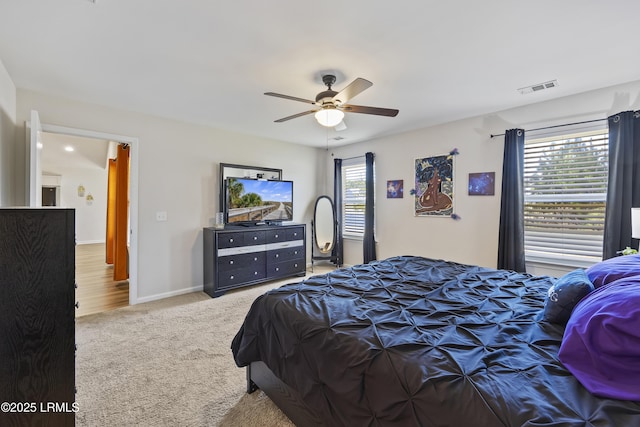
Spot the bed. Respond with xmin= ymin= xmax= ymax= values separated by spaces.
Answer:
xmin=231 ymin=255 xmax=640 ymax=426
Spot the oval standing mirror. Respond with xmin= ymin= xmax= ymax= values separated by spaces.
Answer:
xmin=313 ymin=196 xmax=336 ymax=254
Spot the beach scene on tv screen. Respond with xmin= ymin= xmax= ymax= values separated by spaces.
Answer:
xmin=227 ymin=178 xmax=293 ymax=222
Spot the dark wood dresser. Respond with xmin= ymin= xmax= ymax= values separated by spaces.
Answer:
xmin=0 ymin=208 xmax=76 ymax=427
xmin=203 ymin=223 xmax=306 ymax=297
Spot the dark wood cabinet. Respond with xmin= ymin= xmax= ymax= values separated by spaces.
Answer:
xmin=0 ymin=208 xmax=76 ymax=427
xmin=203 ymin=224 xmax=306 ymax=297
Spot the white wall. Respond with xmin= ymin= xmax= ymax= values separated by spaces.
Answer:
xmin=12 ymin=79 xmax=640 ymax=301
xmin=0 ymin=58 xmax=16 ymax=206
xmin=54 ymin=166 xmax=108 ymax=244
xmin=327 ymin=79 xmax=640 ymax=274
xmin=15 ymin=89 xmax=321 ymax=302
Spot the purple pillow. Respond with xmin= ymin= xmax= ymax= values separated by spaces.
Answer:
xmin=585 ymin=254 xmax=640 ymax=288
xmin=558 ymin=277 xmax=640 ymax=401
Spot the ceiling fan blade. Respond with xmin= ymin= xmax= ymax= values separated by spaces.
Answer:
xmin=274 ymin=110 xmax=318 ymax=123
xmin=332 ymin=78 xmax=372 ymax=104
xmin=264 ymin=92 xmax=316 ymax=105
xmin=341 ymin=104 xmax=399 ymax=117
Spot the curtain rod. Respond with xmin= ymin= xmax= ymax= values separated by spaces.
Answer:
xmin=489 ymin=118 xmax=607 ymax=138
xmin=336 ymin=154 xmax=370 ymax=161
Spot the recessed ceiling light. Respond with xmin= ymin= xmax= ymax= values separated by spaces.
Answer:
xmin=64 ymin=146 xmax=74 ymax=152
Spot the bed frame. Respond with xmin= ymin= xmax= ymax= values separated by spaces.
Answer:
xmin=247 ymin=361 xmax=322 ymax=426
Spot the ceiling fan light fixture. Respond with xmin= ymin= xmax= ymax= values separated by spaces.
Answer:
xmin=315 ymin=108 xmax=344 ymax=127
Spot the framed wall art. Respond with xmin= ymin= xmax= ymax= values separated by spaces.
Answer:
xmin=386 ymin=180 xmax=403 ymax=198
xmin=468 ymin=172 xmax=495 ymax=196
xmin=414 ymin=153 xmax=454 ymax=217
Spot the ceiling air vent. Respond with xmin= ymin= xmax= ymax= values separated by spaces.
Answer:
xmin=331 ymin=136 xmax=345 ymax=141
xmin=518 ymin=79 xmax=558 ymax=95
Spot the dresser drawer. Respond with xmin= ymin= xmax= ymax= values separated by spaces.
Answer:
xmin=218 ymin=252 xmax=265 ymax=272
xmin=267 ymin=246 xmax=304 ymax=264
xmin=218 ymin=267 xmax=266 ymax=289
xmin=265 ymin=226 xmax=304 ymax=243
xmin=286 ymin=227 xmax=304 ymax=241
xmin=268 ymin=259 xmax=305 ymax=278
xmin=217 ymin=230 xmax=266 ymax=248
xmin=265 ymin=229 xmax=287 ymax=243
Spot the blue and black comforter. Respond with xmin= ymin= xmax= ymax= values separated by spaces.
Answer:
xmin=232 ymin=256 xmax=640 ymax=426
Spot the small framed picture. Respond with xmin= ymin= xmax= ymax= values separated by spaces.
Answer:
xmin=468 ymin=172 xmax=495 ymax=196
xmin=387 ymin=180 xmax=404 ymax=198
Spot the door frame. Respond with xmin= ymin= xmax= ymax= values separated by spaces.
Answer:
xmin=27 ymin=110 xmax=42 ymax=207
xmin=37 ymin=122 xmax=139 ymax=306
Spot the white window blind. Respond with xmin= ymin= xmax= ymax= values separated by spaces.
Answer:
xmin=342 ymin=160 xmax=366 ymax=237
xmin=524 ymin=129 xmax=609 ymax=267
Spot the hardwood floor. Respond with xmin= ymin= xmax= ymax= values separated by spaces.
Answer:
xmin=75 ymin=243 xmax=129 ymax=317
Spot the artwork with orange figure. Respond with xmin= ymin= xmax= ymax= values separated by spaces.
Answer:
xmin=414 ymin=154 xmax=453 ymax=216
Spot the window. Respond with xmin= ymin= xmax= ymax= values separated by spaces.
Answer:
xmin=524 ymin=129 xmax=609 ymax=267
xmin=342 ymin=159 xmax=367 ymax=237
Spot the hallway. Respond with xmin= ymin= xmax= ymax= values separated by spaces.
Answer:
xmin=76 ymin=243 xmax=129 ymax=317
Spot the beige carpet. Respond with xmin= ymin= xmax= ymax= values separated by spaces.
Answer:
xmin=75 ymin=268 xmax=333 ymax=426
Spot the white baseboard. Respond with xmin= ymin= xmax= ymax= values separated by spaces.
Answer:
xmin=134 ymin=285 xmax=203 ymax=305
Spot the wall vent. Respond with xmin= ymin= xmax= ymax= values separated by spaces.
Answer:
xmin=518 ymin=79 xmax=558 ymax=95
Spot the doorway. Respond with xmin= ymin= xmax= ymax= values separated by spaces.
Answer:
xmin=42 ymin=186 xmax=57 ymax=206
xmin=29 ymin=119 xmax=139 ymax=314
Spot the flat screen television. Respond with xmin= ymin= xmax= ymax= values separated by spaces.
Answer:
xmin=224 ymin=177 xmax=293 ymax=225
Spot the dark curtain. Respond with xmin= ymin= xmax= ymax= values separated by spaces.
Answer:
xmin=497 ymin=129 xmax=526 ymax=272
xmin=332 ymin=158 xmax=343 ymax=266
xmin=363 ymin=152 xmax=377 ymax=263
xmin=603 ymin=111 xmax=640 ymax=259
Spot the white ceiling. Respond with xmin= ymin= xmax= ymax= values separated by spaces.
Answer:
xmin=40 ymin=132 xmax=111 ymax=175
xmin=2 ymin=1 xmax=640 ymax=148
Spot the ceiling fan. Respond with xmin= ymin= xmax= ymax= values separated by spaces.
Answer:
xmin=264 ymin=74 xmax=399 ymax=128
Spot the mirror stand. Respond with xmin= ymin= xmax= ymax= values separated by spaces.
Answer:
xmin=311 ymin=196 xmax=339 ymax=272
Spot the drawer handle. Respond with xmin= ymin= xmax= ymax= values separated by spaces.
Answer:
xmin=294 ymin=251 xmax=298 ymax=255
xmin=254 ymin=271 xmax=258 ymax=275
xmin=294 ymin=232 xmax=297 ymax=236
xmin=253 ymin=236 xmax=258 ymax=240
xmin=229 ymin=260 xmax=234 ymax=265
xmin=294 ymin=263 xmax=298 ymax=268
xmin=230 ymin=275 xmax=234 ymax=280
xmin=275 ymin=254 xmax=279 ymax=258
xmin=230 ymin=238 xmax=234 ymax=243
xmin=275 ymin=267 xmax=279 ymax=272
xmin=275 ymin=234 xmax=279 ymax=238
